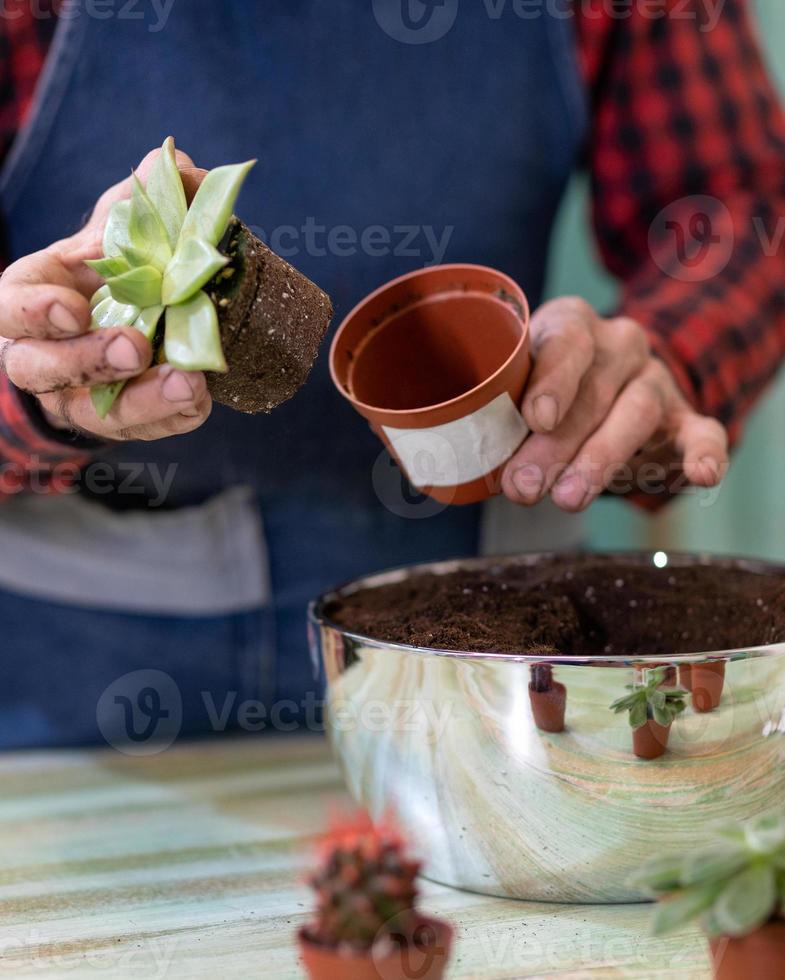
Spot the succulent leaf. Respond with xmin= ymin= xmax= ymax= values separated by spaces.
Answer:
xmin=650 ymin=883 xmax=721 ymax=937
xmin=103 ymin=199 xmax=133 ymax=258
xmin=90 ymin=305 xmax=163 ymax=418
xmin=89 ymin=295 xmax=143 ymax=420
xmin=610 ymin=670 xmax=686 ymax=729
xmin=164 ymin=291 xmax=227 ymax=372
xmin=119 ymin=244 xmax=161 ymax=269
xmin=679 ymin=846 xmax=749 ymax=888
xmin=744 ymin=812 xmax=785 ymax=854
xmin=91 ymin=295 xmax=141 ymax=330
xmin=145 ymin=136 xmax=188 ymax=250
xmin=90 ymin=285 xmax=112 ymax=310
xmin=133 ymin=304 xmax=166 ymax=341
xmin=178 ymin=159 xmax=256 ymax=248
xmin=90 ymin=384 xmax=124 ymax=420
xmin=128 ymin=174 xmax=172 ymax=270
xmin=640 ymin=811 xmax=785 ymax=940
xmin=628 ymin=854 xmax=684 ymax=895
xmin=105 ymin=265 xmax=163 ymax=308
xmin=713 ymin=864 xmax=778 ymax=937
xmin=162 ymin=236 xmax=229 ymax=306
xmin=629 ymin=699 xmax=648 ymax=731
xmin=652 ymin=703 xmax=673 ymax=727
xmin=86 ymin=142 xmax=256 ymax=416
xmin=85 ymin=255 xmax=132 ymax=279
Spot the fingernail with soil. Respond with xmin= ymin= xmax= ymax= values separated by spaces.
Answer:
xmin=513 ymin=464 xmax=544 ymax=502
xmin=163 ymin=370 xmax=195 ymax=403
xmin=552 ymin=468 xmax=587 ymax=510
xmin=49 ymin=302 xmax=83 ymax=335
xmin=106 ymin=335 xmax=142 ymax=372
xmin=532 ymin=394 xmax=559 ymax=431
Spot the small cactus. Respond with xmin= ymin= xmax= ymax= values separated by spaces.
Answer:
xmin=305 ymin=812 xmax=421 ymax=952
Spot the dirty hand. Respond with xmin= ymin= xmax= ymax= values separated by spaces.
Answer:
xmin=501 ymin=297 xmax=729 ymax=512
xmin=0 ymin=148 xmax=211 ymax=441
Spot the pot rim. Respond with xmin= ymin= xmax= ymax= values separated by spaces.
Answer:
xmin=308 ymin=550 xmax=785 ymax=666
xmin=297 ymin=913 xmax=454 ymax=960
xmin=329 ymin=263 xmax=530 ymax=419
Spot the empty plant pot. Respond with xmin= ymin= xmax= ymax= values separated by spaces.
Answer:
xmin=632 ymin=719 xmax=672 ymax=760
xmin=330 ymin=265 xmax=530 ymax=505
xmin=680 ymin=661 xmax=727 ymax=713
xmin=299 ymin=916 xmax=453 ymax=980
xmin=710 ymin=922 xmax=785 ymax=980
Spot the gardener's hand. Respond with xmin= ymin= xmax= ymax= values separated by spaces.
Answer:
xmin=501 ymin=297 xmax=729 ymax=511
xmin=0 ymin=148 xmax=212 ymax=441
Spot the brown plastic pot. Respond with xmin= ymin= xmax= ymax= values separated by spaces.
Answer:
xmin=632 ymin=719 xmax=672 ymax=760
xmin=680 ymin=661 xmax=726 ymax=713
xmin=299 ymin=915 xmax=454 ymax=980
xmin=710 ymin=922 xmax=785 ymax=980
xmin=330 ymin=265 xmax=531 ymax=505
xmin=529 ymin=682 xmax=567 ymax=733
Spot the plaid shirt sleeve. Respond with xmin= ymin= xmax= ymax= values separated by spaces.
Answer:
xmin=0 ymin=0 xmax=98 ymax=495
xmin=576 ymin=0 xmax=785 ymax=447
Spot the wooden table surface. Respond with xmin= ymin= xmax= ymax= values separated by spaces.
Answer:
xmin=0 ymin=735 xmax=713 ymax=979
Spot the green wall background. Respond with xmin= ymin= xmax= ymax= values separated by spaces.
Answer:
xmin=544 ymin=0 xmax=785 ymax=560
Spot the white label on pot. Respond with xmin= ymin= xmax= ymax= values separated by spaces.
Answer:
xmin=382 ymin=392 xmax=528 ymax=488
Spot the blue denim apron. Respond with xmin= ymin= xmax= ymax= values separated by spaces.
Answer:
xmin=0 ymin=0 xmax=587 ymax=747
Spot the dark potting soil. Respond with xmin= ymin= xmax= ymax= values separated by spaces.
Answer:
xmin=326 ymin=556 xmax=785 ymax=656
xmin=207 ymin=219 xmax=333 ymax=414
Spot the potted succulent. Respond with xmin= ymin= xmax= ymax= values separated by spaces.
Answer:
xmin=87 ymin=137 xmax=332 ymax=417
xmin=298 ymin=812 xmax=453 ymax=980
xmin=680 ymin=660 xmax=727 ymax=713
xmin=528 ymin=663 xmax=567 ymax=733
xmin=631 ymin=810 xmax=785 ymax=979
xmin=610 ymin=666 xmax=688 ymax=760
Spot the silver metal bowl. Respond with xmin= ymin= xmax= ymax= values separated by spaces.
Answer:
xmin=308 ymin=553 xmax=785 ymax=903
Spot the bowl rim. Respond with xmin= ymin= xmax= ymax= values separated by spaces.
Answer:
xmin=308 ymin=550 xmax=785 ymax=665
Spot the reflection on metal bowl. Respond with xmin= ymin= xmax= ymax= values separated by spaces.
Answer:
xmin=308 ymin=553 xmax=785 ymax=903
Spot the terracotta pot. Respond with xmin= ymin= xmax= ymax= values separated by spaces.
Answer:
xmin=529 ymin=682 xmax=567 ymax=733
xmin=299 ymin=915 xmax=454 ymax=980
xmin=330 ymin=265 xmax=531 ymax=505
xmin=632 ymin=719 xmax=672 ymax=760
xmin=680 ymin=661 xmax=726 ymax=713
xmin=710 ymin=922 xmax=785 ymax=980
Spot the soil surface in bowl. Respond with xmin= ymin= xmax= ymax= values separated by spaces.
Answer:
xmin=326 ymin=556 xmax=785 ymax=655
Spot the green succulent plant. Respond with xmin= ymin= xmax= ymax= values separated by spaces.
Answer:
xmin=631 ymin=811 xmax=785 ymax=938
xmin=86 ymin=137 xmax=256 ymax=418
xmin=610 ymin=666 xmax=688 ymax=729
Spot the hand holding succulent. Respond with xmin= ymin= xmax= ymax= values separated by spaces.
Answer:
xmin=631 ymin=811 xmax=785 ymax=939
xmin=610 ymin=666 xmax=688 ymax=729
xmin=86 ymin=137 xmax=255 ymax=417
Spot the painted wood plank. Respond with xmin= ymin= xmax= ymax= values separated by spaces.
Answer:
xmin=0 ymin=736 xmax=711 ymax=978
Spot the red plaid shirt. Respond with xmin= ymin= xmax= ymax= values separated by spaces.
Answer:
xmin=2 ymin=0 xmax=785 ymax=495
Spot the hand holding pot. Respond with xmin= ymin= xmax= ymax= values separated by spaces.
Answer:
xmin=501 ymin=296 xmax=729 ymax=511
xmin=0 ymin=147 xmax=211 ymax=442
